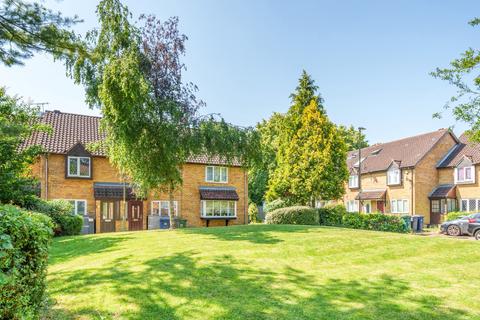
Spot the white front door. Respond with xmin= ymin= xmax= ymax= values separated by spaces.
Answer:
xmin=363 ymin=201 xmax=371 ymax=213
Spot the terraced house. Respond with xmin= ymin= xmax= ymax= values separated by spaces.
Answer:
xmin=344 ymin=129 xmax=459 ymax=225
xmin=24 ymin=110 xmax=248 ymax=232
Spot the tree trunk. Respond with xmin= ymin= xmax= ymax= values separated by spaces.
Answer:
xmin=169 ymin=183 xmax=176 ymax=230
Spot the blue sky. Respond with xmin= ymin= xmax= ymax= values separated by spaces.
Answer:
xmin=1 ymin=0 xmax=478 ymax=143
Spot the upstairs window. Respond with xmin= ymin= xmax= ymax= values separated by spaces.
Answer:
xmin=68 ymin=156 xmax=91 ymax=178
xmin=206 ymin=166 xmax=228 ymax=183
xmin=455 ymin=166 xmax=475 ymax=184
xmin=348 ymin=175 xmax=359 ymax=188
xmin=387 ymin=167 xmax=401 ymax=185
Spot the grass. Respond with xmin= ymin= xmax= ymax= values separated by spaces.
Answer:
xmin=47 ymin=225 xmax=480 ymax=320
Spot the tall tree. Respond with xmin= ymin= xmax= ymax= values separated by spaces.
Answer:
xmin=248 ymin=112 xmax=284 ymax=205
xmin=338 ymin=125 xmax=369 ymax=151
xmin=68 ymin=0 xmax=258 ymax=228
xmin=0 ymin=88 xmax=50 ymax=206
xmin=0 ymin=0 xmax=82 ymax=66
xmin=266 ymin=72 xmax=348 ymax=205
xmin=431 ymin=17 xmax=480 ymax=141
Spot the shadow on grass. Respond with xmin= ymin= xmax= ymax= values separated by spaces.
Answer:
xmin=180 ymin=224 xmax=320 ymax=244
xmin=49 ymin=234 xmax=134 ymax=265
xmin=46 ymin=250 xmax=473 ymax=320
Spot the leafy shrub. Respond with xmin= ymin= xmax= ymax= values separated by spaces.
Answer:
xmin=0 ymin=204 xmax=54 ymax=319
xmin=342 ymin=212 xmax=408 ymax=233
xmin=266 ymin=206 xmax=318 ymax=225
xmin=446 ymin=211 xmax=467 ymax=221
xmin=248 ymin=203 xmax=259 ymax=223
xmin=27 ymin=199 xmax=83 ymax=236
xmin=264 ymin=199 xmax=288 ymax=213
xmin=317 ymin=205 xmax=347 ymax=226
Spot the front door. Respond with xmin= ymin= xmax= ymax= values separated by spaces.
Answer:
xmin=128 ymin=201 xmax=143 ymax=231
xmin=377 ymin=201 xmax=384 ymax=213
xmin=100 ymin=201 xmax=118 ymax=233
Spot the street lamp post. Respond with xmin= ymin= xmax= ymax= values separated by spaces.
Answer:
xmin=357 ymin=127 xmax=366 ymax=213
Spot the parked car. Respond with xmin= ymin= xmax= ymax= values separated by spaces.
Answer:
xmin=440 ymin=213 xmax=480 ymax=236
xmin=467 ymin=221 xmax=480 ymax=240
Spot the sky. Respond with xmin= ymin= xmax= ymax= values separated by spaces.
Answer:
xmin=1 ymin=0 xmax=479 ymax=144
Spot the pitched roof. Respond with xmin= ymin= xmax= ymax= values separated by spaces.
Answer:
xmin=22 ymin=110 xmax=242 ymax=166
xmin=355 ymin=190 xmax=386 ymax=201
xmin=428 ymin=184 xmax=456 ymax=199
xmin=199 ymin=187 xmax=239 ymax=200
xmin=437 ymin=133 xmax=480 ymax=168
xmin=347 ymin=129 xmax=455 ymax=174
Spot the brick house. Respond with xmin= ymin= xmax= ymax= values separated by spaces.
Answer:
xmin=24 ymin=110 xmax=248 ymax=232
xmin=434 ymin=133 xmax=480 ymax=224
xmin=343 ymin=129 xmax=459 ymax=225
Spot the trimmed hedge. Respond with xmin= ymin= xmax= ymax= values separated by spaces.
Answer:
xmin=446 ymin=211 xmax=467 ymax=221
xmin=264 ymin=199 xmax=288 ymax=213
xmin=0 ymin=204 xmax=54 ymax=319
xmin=27 ymin=199 xmax=83 ymax=236
xmin=318 ymin=205 xmax=347 ymax=226
xmin=342 ymin=212 xmax=408 ymax=233
xmin=266 ymin=206 xmax=318 ymax=225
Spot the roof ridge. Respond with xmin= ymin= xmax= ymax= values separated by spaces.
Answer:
xmin=44 ymin=110 xmax=102 ymax=119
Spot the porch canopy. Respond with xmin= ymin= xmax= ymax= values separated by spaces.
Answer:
xmin=355 ymin=190 xmax=386 ymax=201
xmin=428 ymin=184 xmax=456 ymax=199
xmin=94 ymin=182 xmax=139 ymax=200
xmin=199 ymin=186 xmax=239 ymax=201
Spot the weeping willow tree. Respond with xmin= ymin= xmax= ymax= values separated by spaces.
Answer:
xmin=67 ymin=0 xmax=259 ymax=228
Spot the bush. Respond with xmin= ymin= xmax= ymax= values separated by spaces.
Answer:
xmin=27 ymin=199 xmax=83 ymax=236
xmin=248 ymin=203 xmax=259 ymax=223
xmin=446 ymin=211 xmax=467 ymax=221
xmin=264 ymin=199 xmax=288 ymax=213
xmin=342 ymin=212 xmax=408 ymax=233
xmin=0 ymin=204 xmax=54 ymax=319
xmin=266 ymin=206 xmax=318 ymax=225
xmin=317 ymin=205 xmax=347 ymax=226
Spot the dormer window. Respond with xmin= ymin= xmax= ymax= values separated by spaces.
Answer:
xmin=205 ymin=166 xmax=228 ymax=183
xmin=348 ymin=175 xmax=359 ymax=189
xmin=68 ymin=156 xmax=91 ymax=178
xmin=387 ymin=167 xmax=401 ymax=185
xmin=455 ymin=166 xmax=475 ymax=184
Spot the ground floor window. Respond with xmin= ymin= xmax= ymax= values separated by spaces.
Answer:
xmin=346 ymin=200 xmax=359 ymax=212
xmin=432 ymin=199 xmax=457 ymax=214
xmin=65 ymin=199 xmax=87 ymax=215
xmin=201 ymin=200 xmax=236 ymax=217
xmin=391 ymin=199 xmax=409 ymax=214
xmin=460 ymin=198 xmax=480 ymax=212
xmin=151 ymin=200 xmax=178 ymax=217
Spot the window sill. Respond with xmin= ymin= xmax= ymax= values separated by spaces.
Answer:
xmin=200 ymin=216 xmax=237 ymax=220
xmin=65 ymin=175 xmax=92 ymax=180
xmin=455 ymin=181 xmax=475 ymax=185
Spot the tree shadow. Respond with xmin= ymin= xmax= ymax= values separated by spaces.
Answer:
xmin=46 ymin=250 xmax=474 ymax=320
xmin=49 ymin=234 xmax=135 ymax=265
xmin=180 ymin=224 xmax=320 ymax=244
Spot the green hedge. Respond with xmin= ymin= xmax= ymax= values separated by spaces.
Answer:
xmin=317 ymin=205 xmax=347 ymax=226
xmin=446 ymin=211 xmax=467 ymax=221
xmin=0 ymin=204 xmax=54 ymax=319
xmin=342 ymin=212 xmax=408 ymax=233
xmin=27 ymin=199 xmax=83 ymax=236
xmin=264 ymin=199 xmax=288 ymax=213
xmin=248 ymin=203 xmax=259 ymax=223
xmin=266 ymin=206 xmax=318 ymax=225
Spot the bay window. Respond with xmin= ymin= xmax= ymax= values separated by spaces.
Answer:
xmin=201 ymin=200 xmax=236 ymax=217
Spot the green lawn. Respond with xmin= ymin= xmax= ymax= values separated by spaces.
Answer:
xmin=47 ymin=225 xmax=480 ymax=320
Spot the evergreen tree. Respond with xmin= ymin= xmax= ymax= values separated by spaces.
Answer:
xmin=338 ymin=124 xmax=369 ymax=151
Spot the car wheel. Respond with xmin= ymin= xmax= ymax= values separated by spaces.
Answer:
xmin=475 ymin=230 xmax=480 ymax=241
xmin=447 ymin=224 xmax=461 ymax=237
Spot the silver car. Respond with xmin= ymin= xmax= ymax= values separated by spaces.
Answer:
xmin=440 ymin=213 xmax=480 ymax=236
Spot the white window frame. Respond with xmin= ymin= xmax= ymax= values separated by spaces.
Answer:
xmin=454 ymin=166 xmax=475 ymax=184
xmin=205 ymin=166 xmax=228 ymax=183
xmin=390 ymin=199 xmax=409 ymax=214
xmin=387 ymin=167 xmax=401 ymax=186
xmin=67 ymin=156 xmax=91 ymax=178
xmin=460 ymin=198 xmax=480 ymax=212
xmin=64 ymin=199 xmax=87 ymax=215
xmin=200 ymin=200 xmax=237 ymax=217
xmin=151 ymin=200 xmax=178 ymax=217
xmin=346 ymin=200 xmax=359 ymax=213
xmin=363 ymin=200 xmax=372 ymax=213
xmin=348 ymin=175 xmax=359 ymax=189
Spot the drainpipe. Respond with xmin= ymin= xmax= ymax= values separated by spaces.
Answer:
xmin=44 ymin=153 xmax=49 ymax=200
xmin=410 ymin=168 xmax=415 ymax=217
xmin=244 ymin=169 xmax=247 ymax=224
